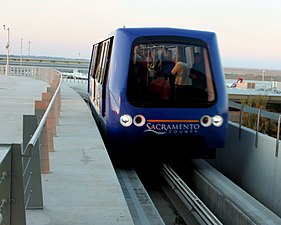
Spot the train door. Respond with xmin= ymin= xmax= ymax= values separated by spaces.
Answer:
xmin=94 ymin=39 xmax=112 ymax=119
xmin=89 ymin=44 xmax=99 ymax=104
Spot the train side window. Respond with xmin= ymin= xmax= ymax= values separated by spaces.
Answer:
xmin=94 ymin=39 xmax=112 ymax=85
xmin=95 ymin=44 xmax=106 ymax=82
xmin=103 ymin=39 xmax=113 ymax=85
xmin=99 ymin=40 xmax=111 ymax=84
xmin=100 ymin=39 xmax=113 ymax=117
xmin=89 ymin=44 xmax=99 ymax=78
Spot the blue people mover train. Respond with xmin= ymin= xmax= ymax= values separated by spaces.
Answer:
xmin=87 ymin=27 xmax=228 ymax=159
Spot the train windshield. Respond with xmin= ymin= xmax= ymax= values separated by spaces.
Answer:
xmin=126 ymin=36 xmax=216 ymax=108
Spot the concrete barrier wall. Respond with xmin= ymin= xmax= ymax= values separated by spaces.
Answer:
xmin=208 ymin=122 xmax=281 ymax=217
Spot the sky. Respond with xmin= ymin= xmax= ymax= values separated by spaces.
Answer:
xmin=1 ymin=0 xmax=281 ymax=70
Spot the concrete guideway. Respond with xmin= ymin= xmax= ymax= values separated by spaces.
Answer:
xmin=191 ymin=159 xmax=281 ymax=224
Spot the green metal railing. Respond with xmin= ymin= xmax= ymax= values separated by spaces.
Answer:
xmin=229 ymin=101 xmax=281 ymax=157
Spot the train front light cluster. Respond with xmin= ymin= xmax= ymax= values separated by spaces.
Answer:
xmin=212 ymin=115 xmax=224 ymax=127
xmin=133 ymin=114 xmax=146 ymax=127
xmin=200 ymin=115 xmax=224 ymax=127
xmin=120 ymin=114 xmax=223 ymax=128
xmin=120 ymin=114 xmax=146 ymax=127
xmin=120 ymin=114 xmax=133 ymax=127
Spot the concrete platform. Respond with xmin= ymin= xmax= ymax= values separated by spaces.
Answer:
xmin=0 ymin=75 xmax=134 ymax=225
xmin=26 ymin=84 xmax=134 ymax=225
xmin=0 ymin=75 xmax=49 ymax=143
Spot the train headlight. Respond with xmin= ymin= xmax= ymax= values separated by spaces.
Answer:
xmin=120 ymin=114 xmax=133 ymax=127
xmin=133 ymin=114 xmax=146 ymax=127
xmin=200 ymin=115 xmax=212 ymax=127
xmin=212 ymin=115 xmax=224 ymax=127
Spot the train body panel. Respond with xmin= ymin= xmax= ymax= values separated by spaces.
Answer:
xmin=88 ymin=27 xmax=228 ymax=158
xmin=106 ymin=102 xmax=227 ymax=145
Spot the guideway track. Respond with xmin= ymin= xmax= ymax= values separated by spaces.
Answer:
xmin=161 ymin=164 xmax=222 ymax=225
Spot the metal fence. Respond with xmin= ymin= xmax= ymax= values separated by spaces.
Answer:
xmin=0 ymin=65 xmax=61 ymax=225
xmin=61 ymin=71 xmax=87 ymax=83
xmin=229 ymin=101 xmax=281 ymax=157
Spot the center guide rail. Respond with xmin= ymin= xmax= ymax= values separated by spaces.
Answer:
xmin=161 ymin=164 xmax=222 ymax=225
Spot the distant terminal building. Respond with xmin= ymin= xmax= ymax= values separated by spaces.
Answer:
xmin=0 ymin=54 xmax=90 ymax=73
xmin=224 ymin=67 xmax=281 ymax=82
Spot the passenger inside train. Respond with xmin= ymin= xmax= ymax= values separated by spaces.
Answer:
xmin=126 ymin=39 xmax=215 ymax=107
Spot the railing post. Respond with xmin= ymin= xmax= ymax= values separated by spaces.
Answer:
xmin=35 ymin=100 xmax=51 ymax=174
xmin=255 ymin=109 xmax=261 ymax=148
xmin=22 ymin=115 xmax=43 ymax=209
xmin=0 ymin=145 xmax=12 ymax=225
xmin=47 ymin=87 xmax=57 ymax=136
xmin=11 ymin=144 xmax=26 ymax=225
xmin=42 ymin=92 xmax=55 ymax=151
xmin=276 ymin=115 xmax=281 ymax=158
xmin=238 ymin=105 xmax=244 ymax=140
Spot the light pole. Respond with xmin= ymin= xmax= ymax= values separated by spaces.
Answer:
xmin=28 ymin=41 xmax=31 ymax=56
xmin=3 ymin=25 xmax=10 ymax=76
xmin=20 ymin=38 xmax=23 ymax=76
xmin=262 ymin=70 xmax=265 ymax=82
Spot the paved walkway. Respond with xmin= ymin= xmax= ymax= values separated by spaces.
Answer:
xmin=0 ymin=76 xmax=133 ymax=225
xmin=0 ymin=76 xmax=48 ymax=143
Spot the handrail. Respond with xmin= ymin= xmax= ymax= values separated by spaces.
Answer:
xmin=229 ymin=101 xmax=280 ymax=120
xmin=22 ymin=73 xmax=62 ymax=156
xmin=229 ymin=100 xmax=281 ymax=157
